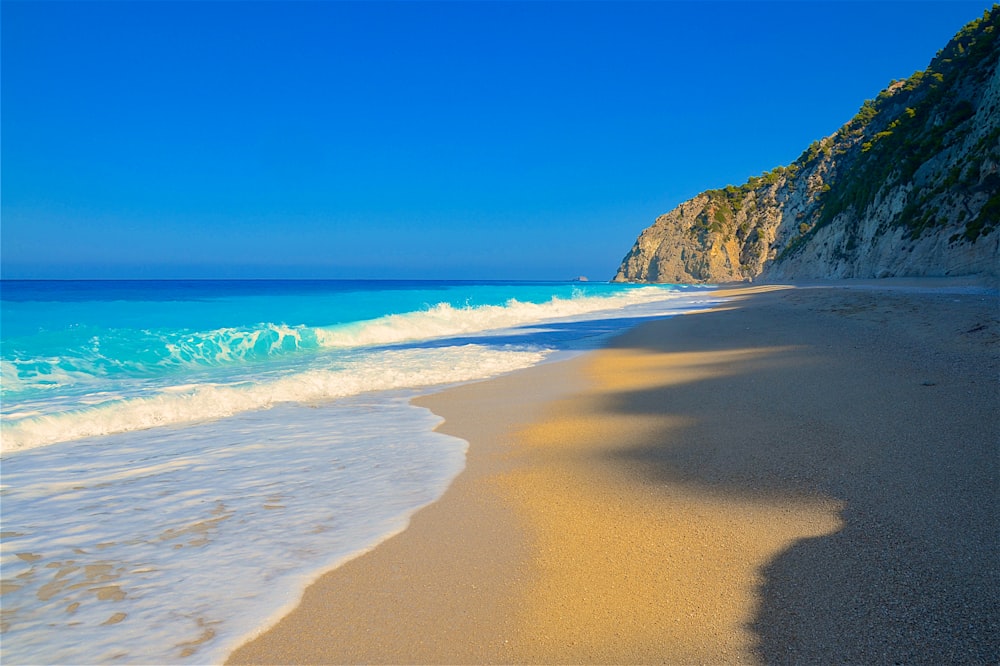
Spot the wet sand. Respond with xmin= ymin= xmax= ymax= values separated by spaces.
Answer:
xmin=228 ymin=281 xmax=999 ymax=664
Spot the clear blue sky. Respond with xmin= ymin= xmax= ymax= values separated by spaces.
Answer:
xmin=2 ymin=1 xmax=990 ymax=280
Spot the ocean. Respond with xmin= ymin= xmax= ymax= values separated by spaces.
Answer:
xmin=0 ymin=279 xmax=720 ymax=664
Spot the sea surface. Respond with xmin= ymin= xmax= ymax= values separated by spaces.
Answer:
xmin=0 ymin=279 xmax=720 ymax=664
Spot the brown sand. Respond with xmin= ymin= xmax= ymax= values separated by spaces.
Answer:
xmin=228 ymin=282 xmax=998 ymax=664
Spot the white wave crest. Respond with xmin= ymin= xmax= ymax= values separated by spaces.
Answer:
xmin=315 ymin=287 xmax=688 ymax=348
xmin=159 ymin=322 xmax=317 ymax=366
xmin=0 ymin=345 xmax=548 ymax=453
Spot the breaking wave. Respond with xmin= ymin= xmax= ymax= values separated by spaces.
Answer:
xmin=0 ymin=345 xmax=548 ymax=452
xmin=1 ymin=287 xmax=687 ymax=393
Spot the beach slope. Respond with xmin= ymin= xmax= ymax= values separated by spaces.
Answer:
xmin=228 ymin=282 xmax=998 ymax=664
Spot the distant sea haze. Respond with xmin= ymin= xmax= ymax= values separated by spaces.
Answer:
xmin=0 ymin=279 xmax=720 ymax=664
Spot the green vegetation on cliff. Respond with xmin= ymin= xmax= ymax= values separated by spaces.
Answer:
xmin=734 ymin=5 xmax=995 ymax=245
xmin=813 ymin=7 xmax=997 ymax=241
xmin=615 ymin=6 xmax=999 ymax=283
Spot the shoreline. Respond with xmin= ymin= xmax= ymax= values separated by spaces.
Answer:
xmin=227 ymin=339 xmax=586 ymax=664
xmin=228 ymin=281 xmax=998 ymax=664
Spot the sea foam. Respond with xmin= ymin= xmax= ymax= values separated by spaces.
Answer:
xmin=1 ymin=286 xmax=685 ymax=393
xmin=1 ymin=345 xmax=547 ymax=452
xmin=0 ymin=396 xmax=468 ymax=665
xmin=314 ymin=288 xmax=679 ymax=348
xmin=0 ymin=280 xmax=722 ymax=664
xmin=1 ymin=286 xmax=709 ymax=453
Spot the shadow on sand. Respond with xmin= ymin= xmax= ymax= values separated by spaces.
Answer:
xmin=596 ymin=289 xmax=998 ymax=663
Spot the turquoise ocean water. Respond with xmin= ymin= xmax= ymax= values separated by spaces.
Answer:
xmin=0 ymin=279 xmax=720 ymax=663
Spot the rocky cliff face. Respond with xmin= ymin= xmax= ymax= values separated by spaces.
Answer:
xmin=614 ymin=7 xmax=999 ymax=284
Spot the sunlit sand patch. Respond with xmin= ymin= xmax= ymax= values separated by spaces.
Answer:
xmin=499 ymin=339 xmax=843 ymax=663
xmin=590 ymin=347 xmax=805 ymax=393
xmin=709 ymin=284 xmax=796 ymax=299
xmin=504 ymin=462 xmax=842 ymax=663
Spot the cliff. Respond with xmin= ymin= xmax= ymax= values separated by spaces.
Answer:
xmin=614 ymin=7 xmax=999 ymax=284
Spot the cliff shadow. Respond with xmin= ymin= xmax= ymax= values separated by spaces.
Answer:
xmin=593 ymin=289 xmax=999 ymax=663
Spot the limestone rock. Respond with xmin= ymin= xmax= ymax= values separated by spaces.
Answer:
xmin=614 ymin=8 xmax=999 ymax=284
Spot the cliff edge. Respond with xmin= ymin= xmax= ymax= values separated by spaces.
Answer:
xmin=614 ymin=7 xmax=999 ymax=284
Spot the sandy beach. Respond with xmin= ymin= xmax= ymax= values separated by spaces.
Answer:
xmin=228 ymin=281 xmax=999 ymax=664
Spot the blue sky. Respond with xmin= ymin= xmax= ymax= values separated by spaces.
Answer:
xmin=2 ymin=1 xmax=991 ymax=280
